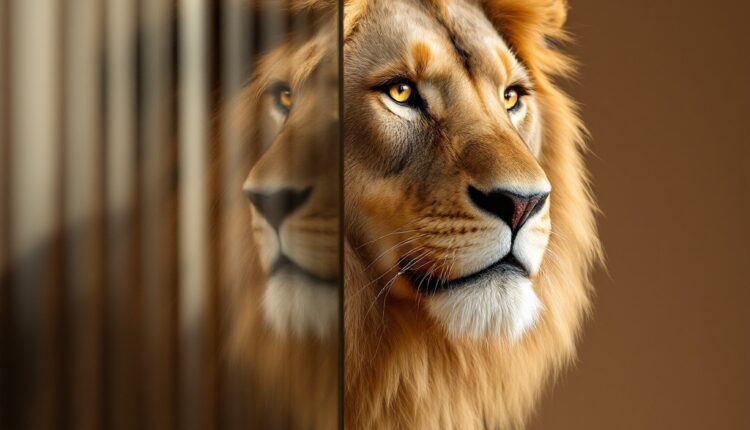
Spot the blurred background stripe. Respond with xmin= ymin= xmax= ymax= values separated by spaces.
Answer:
xmin=0 ymin=1 xmax=338 ymax=428
xmin=8 ymin=0 xmax=64 ymax=428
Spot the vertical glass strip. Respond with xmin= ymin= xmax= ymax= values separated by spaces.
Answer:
xmin=64 ymin=0 xmax=104 ymax=428
xmin=139 ymin=0 xmax=178 ymax=428
xmin=104 ymin=0 xmax=139 ymax=427
xmin=0 ymin=9 xmax=7 ymax=412
xmin=0 ymin=0 xmax=6 ymax=426
xmin=0 ymin=0 xmax=5 ymax=279
xmin=8 ymin=0 xmax=61 ymax=427
xmin=219 ymin=0 xmax=251 ymax=428
xmin=178 ymin=0 xmax=210 ymax=428
xmin=222 ymin=2 xmax=340 ymax=427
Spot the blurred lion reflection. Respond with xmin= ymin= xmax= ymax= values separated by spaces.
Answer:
xmin=221 ymin=3 xmax=339 ymax=429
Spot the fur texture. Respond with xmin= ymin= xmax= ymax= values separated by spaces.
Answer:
xmin=344 ymin=0 xmax=601 ymax=428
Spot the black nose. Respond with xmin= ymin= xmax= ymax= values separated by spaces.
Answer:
xmin=244 ymin=187 xmax=312 ymax=231
xmin=468 ymin=186 xmax=549 ymax=234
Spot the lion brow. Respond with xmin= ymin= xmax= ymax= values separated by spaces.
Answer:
xmin=422 ymin=0 xmax=473 ymax=72
xmin=289 ymin=40 xmax=328 ymax=89
xmin=448 ymin=31 xmax=471 ymax=71
xmin=411 ymin=42 xmax=432 ymax=77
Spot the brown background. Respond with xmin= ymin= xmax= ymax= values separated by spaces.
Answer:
xmin=529 ymin=0 xmax=750 ymax=429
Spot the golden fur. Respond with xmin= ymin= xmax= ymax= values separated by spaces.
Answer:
xmin=343 ymin=0 xmax=601 ymax=428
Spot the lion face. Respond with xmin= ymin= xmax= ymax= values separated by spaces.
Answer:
xmin=241 ymin=34 xmax=340 ymax=339
xmin=345 ymin=0 xmax=552 ymax=340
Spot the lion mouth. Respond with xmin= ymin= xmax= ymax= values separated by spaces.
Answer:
xmin=400 ymin=253 xmax=528 ymax=294
xmin=270 ymin=254 xmax=339 ymax=287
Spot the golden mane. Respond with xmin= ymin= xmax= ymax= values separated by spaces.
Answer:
xmin=343 ymin=0 xmax=602 ymax=428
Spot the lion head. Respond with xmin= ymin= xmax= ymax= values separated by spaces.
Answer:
xmin=344 ymin=0 xmax=601 ymax=427
xmin=346 ymin=0 xmax=556 ymax=340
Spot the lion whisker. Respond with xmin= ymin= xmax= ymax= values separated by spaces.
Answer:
xmin=362 ymin=233 xmax=429 ymax=271
xmin=364 ymin=248 xmax=430 ymax=319
xmin=354 ymin=221 xmax=423 ymax=250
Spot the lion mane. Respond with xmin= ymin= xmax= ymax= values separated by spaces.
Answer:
xmin=343 ymin=0 xmax=601 ymax=428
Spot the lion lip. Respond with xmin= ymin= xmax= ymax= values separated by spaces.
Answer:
xmin=270 ymin=254 xmax=339 ymax=287
xmin=400 ymin=253 xmax=528 ymax=294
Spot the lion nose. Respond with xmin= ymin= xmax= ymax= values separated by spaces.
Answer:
xmin=244 ymin=187 xmax=312 ymax=231
xmin=468 ymin=186 xmax=549 ymax=233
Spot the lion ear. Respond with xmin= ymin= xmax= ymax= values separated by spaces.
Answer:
xmin=482 ymin=0 xmax=568 ymax=42
xmin=482 ymin=0 xmax=572 ymax=74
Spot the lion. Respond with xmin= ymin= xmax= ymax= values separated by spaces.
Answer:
xmin=343 ymin=0 xmax=601 ymax=428
xmin=220 ymin=7 xmax=340 ymax=427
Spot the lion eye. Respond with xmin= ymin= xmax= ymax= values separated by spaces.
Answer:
xmin=274 ymin=84 xmax=293 ymax=113
xmin=503 ymin=87 xmax=520 ymax=111
xmin=388 ymin=83 xmax=413 ymax=103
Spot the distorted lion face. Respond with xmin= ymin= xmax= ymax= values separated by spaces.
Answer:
xmin=241 ymin=33 xmax=339 ymax=339
xmin=345 ymin=0 xmax=552 ymax=340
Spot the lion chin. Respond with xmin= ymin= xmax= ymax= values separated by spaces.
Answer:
xmin=426 ymin=274 xmax=543 ymax=341
xmin=262 ymin=267 xmax=339 ymax=340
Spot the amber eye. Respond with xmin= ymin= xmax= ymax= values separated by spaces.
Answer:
xmin=274 ymin=85 xmax=293 ymax=113
xmin=388 ymin=83 xmax=413 ymax=103
xmin=504 ymin=87 xmax=520 ymax=111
